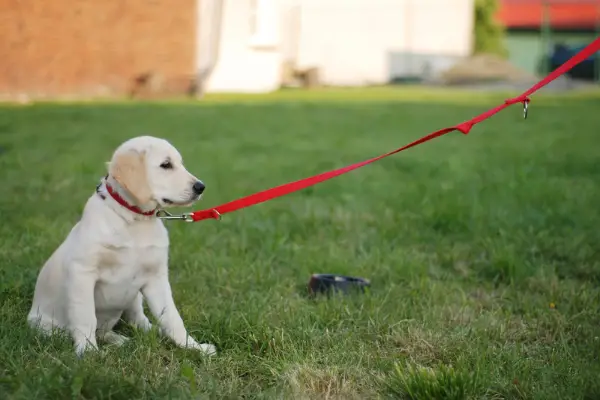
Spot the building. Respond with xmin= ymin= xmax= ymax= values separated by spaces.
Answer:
xmin=0 ymin=0 xmax=475 ymax=99
xmin=496 ymin=0 xmax=600 ymax=76
xmin=0 ymin=0 xmax=198 ymax=99
xmin=204 ymin=0 xmax=475 ymax=92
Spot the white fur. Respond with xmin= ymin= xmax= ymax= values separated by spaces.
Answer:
xmin=27 ymin=136 xmax=216 ymax=357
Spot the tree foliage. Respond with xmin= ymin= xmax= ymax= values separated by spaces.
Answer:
xmin=473 ymin=0 xmax=507 ymax=56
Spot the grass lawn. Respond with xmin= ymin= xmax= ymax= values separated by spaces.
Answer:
xmin=0 ymin=87 xmax=599 ymax=399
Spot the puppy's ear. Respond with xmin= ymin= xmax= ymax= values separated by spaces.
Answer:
xmin=109 ymin=151 xmax=152 ymax=205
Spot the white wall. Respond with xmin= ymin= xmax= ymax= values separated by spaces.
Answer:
xmin=202 ymin=0 xmax=283 ymax=93
xmin=293 ymin=0 xmax=474 ymax=86
xmin=198 ymin=0 xmax=474 ymax=93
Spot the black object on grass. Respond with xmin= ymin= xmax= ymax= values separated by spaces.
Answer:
xmin=308 ymin=274 xmax=370 ymax=296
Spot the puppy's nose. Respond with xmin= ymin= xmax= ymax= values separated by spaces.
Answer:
xmin=192 ymin=180 xmax=205 ymax=195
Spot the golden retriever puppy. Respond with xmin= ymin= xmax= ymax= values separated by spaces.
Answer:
xmin=27 ymin=136 xmax=216 ymax=356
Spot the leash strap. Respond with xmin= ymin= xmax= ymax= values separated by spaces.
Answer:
xmin=189 ymin=38 xmax=600 ymax=223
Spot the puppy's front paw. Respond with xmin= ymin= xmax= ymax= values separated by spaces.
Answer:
xmin=75 ymin=340 xmax=98 ymax=357
xmin=196 ymin=343 xmax=217 ymax=356
xmin=184 ymin=339 xmax=217 ymax=356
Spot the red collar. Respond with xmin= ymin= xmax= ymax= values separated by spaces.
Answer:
xmin=104 ymin=182 xmax=157 ymax=216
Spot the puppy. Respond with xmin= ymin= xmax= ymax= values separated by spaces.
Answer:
xmin=27 ymin=136 xmax=216 ymax=356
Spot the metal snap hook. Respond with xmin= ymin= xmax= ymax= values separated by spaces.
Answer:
xmin=156 ymin=210 xmax=193 ymax=222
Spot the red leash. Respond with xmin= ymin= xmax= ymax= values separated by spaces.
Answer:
xmin=186 ymin=38 xmax=600 ymax=223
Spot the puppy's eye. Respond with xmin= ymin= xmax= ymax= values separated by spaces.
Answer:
xmin=160 ymin=161 xmax=173 ymax=169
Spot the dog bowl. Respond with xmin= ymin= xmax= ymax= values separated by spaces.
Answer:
xmin=308 ymin=274 xmax=371 ymax=296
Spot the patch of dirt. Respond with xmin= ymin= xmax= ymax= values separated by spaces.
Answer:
xmin=440 ymin=54 xmax=537 ymax=85
xmin=284 ymin=364 xmax=374 ymax=399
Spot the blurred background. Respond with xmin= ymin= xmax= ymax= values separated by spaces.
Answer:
xmin=0 ymin=0 xmax=598 ymax=101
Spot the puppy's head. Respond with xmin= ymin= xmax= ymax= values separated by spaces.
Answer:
xmin=108 ymin=136 xmax=204 ymax=208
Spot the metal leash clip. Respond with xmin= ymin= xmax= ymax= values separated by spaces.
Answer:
xmin=156 ymin=210 xmax=194 ymax=222
xmin=523 ymin=99 xmax=529 ymax=119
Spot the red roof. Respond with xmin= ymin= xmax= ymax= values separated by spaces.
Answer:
xmin=497 ymin=0 xmax=600 ymax=29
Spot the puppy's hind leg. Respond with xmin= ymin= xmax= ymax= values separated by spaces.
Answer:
xmin=123 ymin=292 xmax=152 ymax=332
xmin=66 ymin=265 xmax=99 ymax=356
xmin=27 ymin=314 xmax=62 ymax=337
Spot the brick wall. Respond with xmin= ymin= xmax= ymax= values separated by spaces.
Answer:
xmin=0 ymin=0 xmax=197 ymax=99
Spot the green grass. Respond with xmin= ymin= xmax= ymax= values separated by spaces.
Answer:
xmin=1 ymin=87 xmax=599 ymax=399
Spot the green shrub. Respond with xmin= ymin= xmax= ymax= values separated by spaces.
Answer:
xmin=473 ymin=0 xmax=507 ymax=57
